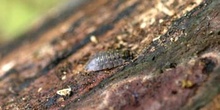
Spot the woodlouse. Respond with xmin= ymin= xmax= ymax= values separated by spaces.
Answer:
xmin=85 ymin=50 xmax=133 ymax=72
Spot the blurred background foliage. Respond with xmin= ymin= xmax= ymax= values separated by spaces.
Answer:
xmin=0 ymin=0 xmax=61 ymax=43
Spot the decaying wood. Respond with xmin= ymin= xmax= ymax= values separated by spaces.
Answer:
xmin=1 ymin=0 xmax=220 ymax=110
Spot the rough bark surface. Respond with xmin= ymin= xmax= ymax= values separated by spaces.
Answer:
xmin=1 ymin=0 xmax=220 ymax=110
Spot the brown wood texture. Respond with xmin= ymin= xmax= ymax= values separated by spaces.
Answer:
xmin=1 ymin=0 xmax=220 ymax=109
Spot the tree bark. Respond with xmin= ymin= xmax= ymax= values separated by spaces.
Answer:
xmin=0 ymin=0 xmax=220 ymax=110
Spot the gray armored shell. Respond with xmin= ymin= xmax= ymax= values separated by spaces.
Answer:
xmin=85 ymin=50 xmax=132 ymax=72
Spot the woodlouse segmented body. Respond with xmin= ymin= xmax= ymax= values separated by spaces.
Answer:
xmin=85 ymin=50 xmax=132 ymax=72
